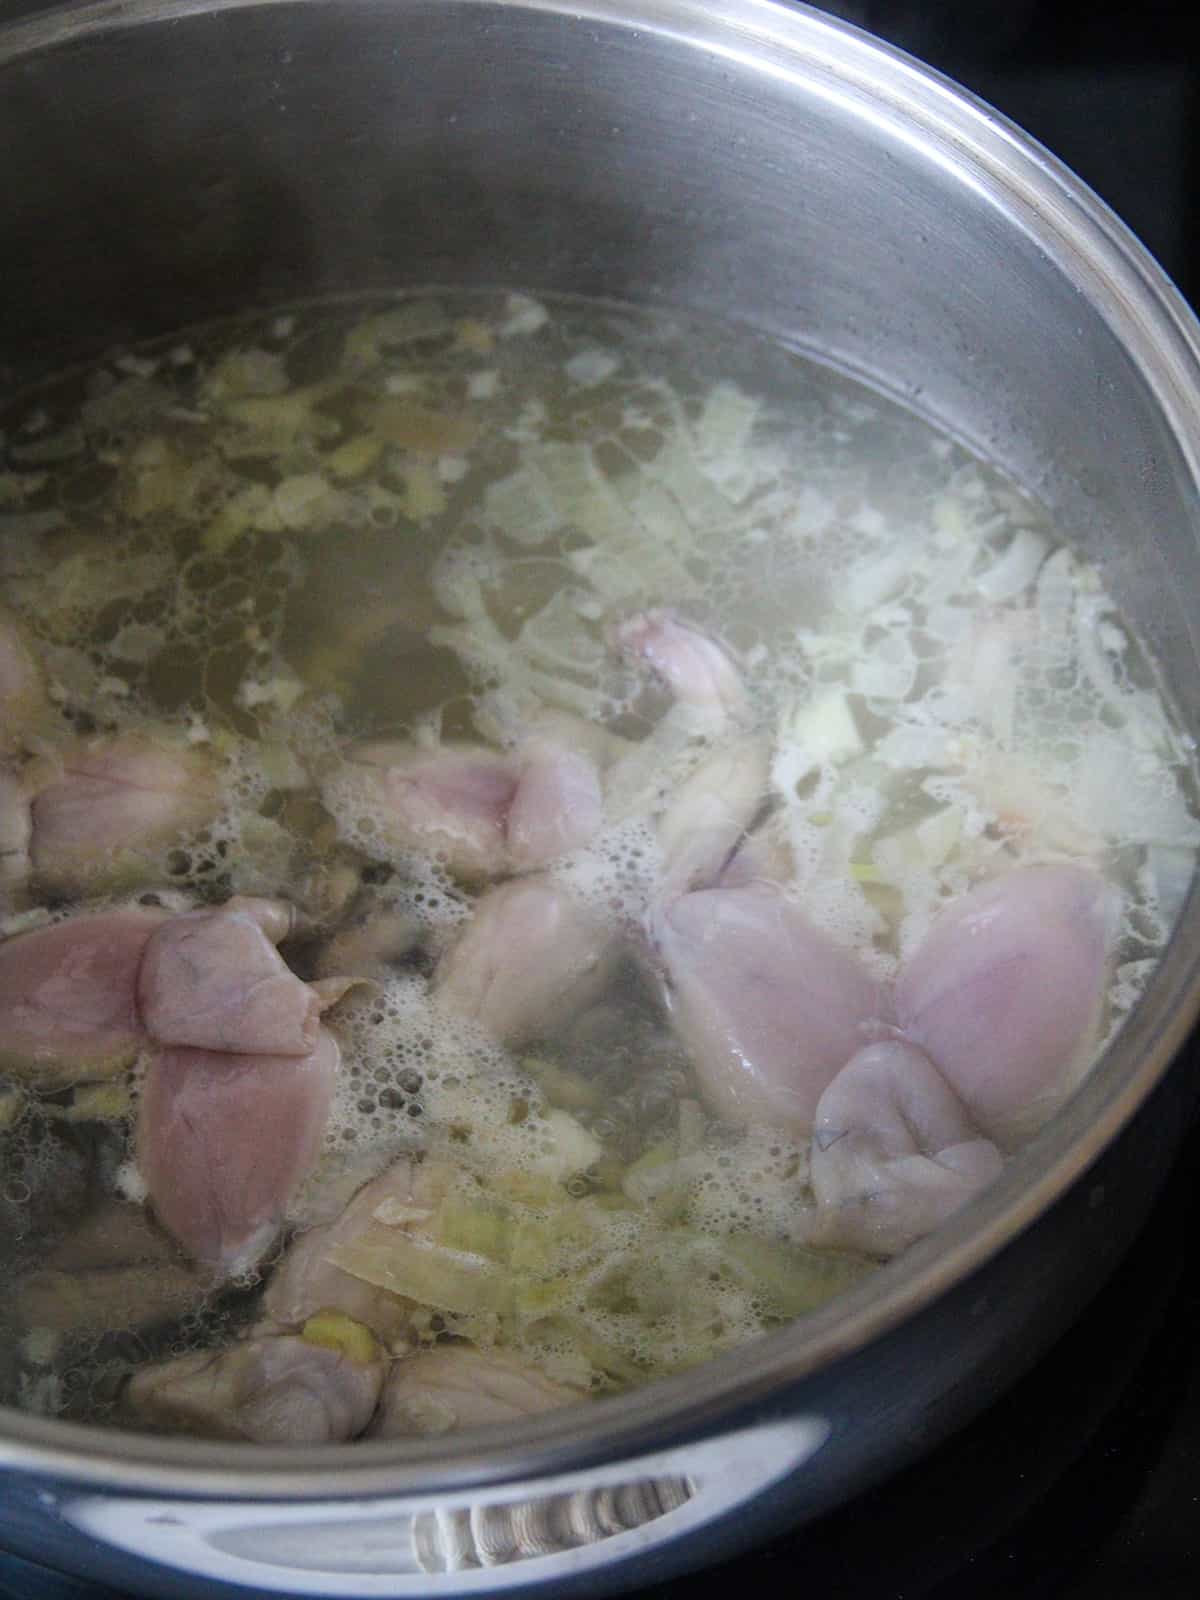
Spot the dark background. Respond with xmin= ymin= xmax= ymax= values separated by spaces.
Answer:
xmin=2 ymin=1 xmax=1199 ymax=1597
xmin=824 ymin=0 xmax=1199 ymax=308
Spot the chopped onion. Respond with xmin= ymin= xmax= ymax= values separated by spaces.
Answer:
xmin=1074 ymin=734 xmax=1200 ymax=847
xmin=501 ymin=295 xmax=550 ymax=337
xmin=974 ymin=527 xmax=1047 ymax=602
xmin=565 ymin=349 xmax=619 ymax=386
xmin=852 ymin=633 xmax=917 ymax=700
xmin=776 ymin=690 xmax=863 ymax=779
xmin=842 ymin=547 xmax=913 ymax=614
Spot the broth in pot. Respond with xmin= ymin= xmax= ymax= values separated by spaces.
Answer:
xmin=1 ymin=290 xmax=1194 ymax=1443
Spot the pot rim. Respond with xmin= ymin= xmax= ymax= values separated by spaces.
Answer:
xmin=3 ymin=0 xmax=1200 ymax=1500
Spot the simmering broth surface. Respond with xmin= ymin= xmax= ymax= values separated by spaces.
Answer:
xmin=1 ymin=292 xmax=1195 ymax=1437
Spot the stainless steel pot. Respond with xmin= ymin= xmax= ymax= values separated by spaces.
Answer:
xmin=3 ymin=2 xmax=1200 ymax=1595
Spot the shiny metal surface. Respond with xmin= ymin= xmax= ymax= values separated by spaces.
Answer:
xmin=57 ymin=1423 xmax=823 ymax=1593
xmin=3 ymin=0 xmax=1200 ymax=1593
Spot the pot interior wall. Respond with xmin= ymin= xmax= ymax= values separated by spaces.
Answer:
xmin=2 ymin=1 xmax=1199 ymax=731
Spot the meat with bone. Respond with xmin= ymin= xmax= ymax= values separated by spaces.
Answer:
xmin=896 ymin=865 xmax=1114 ymax=1148
xmin=0 ymin=906 xmax=167 ymax=1086
xmin=432 ymin=615 xmax=765 ymax=1047
xmin=125 ymin=1333 xmax=383 ymax=1443
xmin=655 ymin=737 xmax=769 ymax=896
xmin=323 ymin=737 xmax=603 ymax=881
xmin=328 ymin=742 xmax=517 ymax=879
xmin=369 ymin=1345 xmax=582 ymax=1438
xmin=136 ymin=1029 xmax=340 ymax=1279
xmin=602 ymin=610 xmax=756 ymax=832
xmin=505 ymin=737 xmax=604 ymax=872
xmin=472 ymin=697 xmax=631 ymax=776
xmin=650 ymin=880 xmax=889 ymax=1133
xmin=714 ymin=813 xmax=795 ymax=890
xmin=29 ymin=733 xmax=223 ymax=897
xmin=321 ymin=616 xmax=745 ymax=894
xmin=262 ymin=1159 xmax=446 ymax=1343
xmin=434 ymin=876 xmax=619 ymax=1046
xmin=810 ymin=1039 xmax=1005 ymax=1256
xmin=138 ymin=900 xmax=354 ymax=1056
xmin=610 ymin=608 xmax=750 ymax=725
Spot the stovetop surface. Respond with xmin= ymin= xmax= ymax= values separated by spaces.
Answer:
xmin=3 ymin=3 xmax=1199 ymax=1597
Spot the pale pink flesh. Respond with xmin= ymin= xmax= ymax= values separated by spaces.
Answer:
xmin=137 ymin=1029 xmax=339 ymax=1277
xmin=370 ymin=1346 xmax=581 ymax=1438
xmin=611 ymin=609 xmax=749 ymax=722
xmin=338 ymin=743 xmax=519 ymax=879
xmin=30 ymin=734 xmax=221 ymax=894
xmin=896 ymin=865 xmax=1114 ymax=1146
xmin=236 ymin=1339 xmax=382 ymax=1444
xmin=652 ymin=882 xmax=889 ymax=1132
xmin=506 ymin=740 xmax=604 ymax=870
xmin=126 ymin=1335 xmax=382 ymax=1444
xmin=434 ymin=876 xmax=619 ymax=1045
xmin=223 ymin=895 xmax=297 ymax=945
xmin=0 ymin=907 xmax=166 ymax=1083
xmin=810 ymin=1039 xmax=1004 ymax=1256
xmin=223 ymin=896 xmax=362 ymax=1007
xmin=263 ymin=1160 xmax=429 ymax=1342
xmin=656 ymin=738 xmax=768 ymax=895
xmin=334 ymin=739 xmax=603 ymax=879
xmin=138 ymin=908 xmax=323 ymax=1056
xmin=716 ymin=817 xmax=794 ymax=890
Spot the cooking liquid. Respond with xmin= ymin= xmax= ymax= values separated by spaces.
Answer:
xmin=1 ymin=291 xmax=1195 ymax=1427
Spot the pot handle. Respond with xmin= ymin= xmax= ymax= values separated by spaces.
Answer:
xmin=60 ymin=1415 xmax=828 ymax=1596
